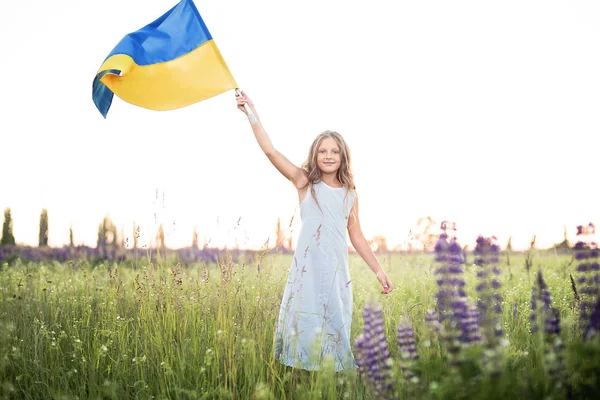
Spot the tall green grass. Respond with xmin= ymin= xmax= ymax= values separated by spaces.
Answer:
xmin=0 ymin=251 xmax=598 ymax=399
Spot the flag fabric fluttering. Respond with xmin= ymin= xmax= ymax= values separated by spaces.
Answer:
xmin=92 ymin=0 xmax=238 ymax=118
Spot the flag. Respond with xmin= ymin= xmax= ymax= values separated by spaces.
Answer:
xmin=92 ymin=0 xmax=237 ymax=118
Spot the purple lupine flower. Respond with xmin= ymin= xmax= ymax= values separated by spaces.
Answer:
xmin=474 ymin=236 xmax=504 ymax=344
xmin=371 ymin=304 xmax=394 ymax=397
xmin=434 ymin=225 xmax=466 ymax=323
xmin=466 ymin=304 xmax=483 ymax=343
xmin=545 ymin=308 xmax=561 ymax=336
xmin=530 ymin=270 xmax=565 ymax=384
xmin=397 ymin=320 xmax=419 ymax=360
xmin=530 ymin=270 xmax=561 ymax=337
xmin=584 ymin=295 xmax=600 ymax=340
xmin=354 ymin=334 xmax=369 ymax=381
xmin=434 ymin=233 xmax=449 ymax=262
xmin=573 ymin=223 xmax=600 ymax=337
xmin=448 ymin=237 xmax=464 ymax=264
xmin=354 ymin=301 xmax=395 ymax=399
xmin=545 ymin=309 xmax=565 ymax=384
xmin=451 ymin=293 xmax=482 ymax=345
xmin=397 ymin=319 xmax=419 ymax=381
xmin=425 ymin=309 xmax=441 ymax=333
xmin=362 ymin=303 xmax=379 ymax=374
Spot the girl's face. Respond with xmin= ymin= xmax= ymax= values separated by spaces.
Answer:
xmin=317 ymin=137 xmax=341 ymax=174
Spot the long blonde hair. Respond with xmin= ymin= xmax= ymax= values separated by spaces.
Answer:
xmin=301 ymin=131 xmax=355 ymax=204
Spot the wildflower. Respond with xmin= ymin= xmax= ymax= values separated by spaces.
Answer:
xmin=463 ymin=302 xmax=483 ymax=344
xmin=473 ymin=236 xmax=503 ymax=345
xmin=573 ymin=223 xmax=599 ymax=336
xmin=354 ymin=334 xmax=369 ymax=381
xmin=434 ymin=227 xmax=466 ymax=323
xmin=397 ymin=319 xmax=419 ymax=381
xmin=530 ymin=270 xmax=565 ymax=387
xmin=530 ymin=271 xmax=553 ymax=333
xmin=354 ymin=301 xmax=395 ymax=399
xmin=433 ymin=225 xmax=486 ymax=359
xmin=425 ymin=309 xmax=441 ymax=333
xmin=585 ymin=295 xmax=600 ymax=340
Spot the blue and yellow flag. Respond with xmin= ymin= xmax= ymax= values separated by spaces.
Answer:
xmin=92 ymin=0 xmax=237 ymax=118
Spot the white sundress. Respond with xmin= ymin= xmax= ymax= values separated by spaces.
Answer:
xmin=274 ymin=180 xmax=357 ymax=371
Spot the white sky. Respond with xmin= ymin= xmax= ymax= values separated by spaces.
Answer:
xmin=0 ymin=0 xmax=598 ymax=251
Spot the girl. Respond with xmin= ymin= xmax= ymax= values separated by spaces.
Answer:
xmin=236 ymin=91 xmax=393 ymax=372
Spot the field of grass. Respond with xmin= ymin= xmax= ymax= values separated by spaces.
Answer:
xmin=0 ymin=249 xmax=598 ymax=399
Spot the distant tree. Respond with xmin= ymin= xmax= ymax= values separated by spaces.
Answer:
xmin=112 ymin=225 xmax=118 ymax=247
xmin=525 ymin=235 xmax=536 ymax=274
xmin=372 ymin=235 xmax=389 ymax=252
xmin=192 ymin=225 xmax=199 ymax=249
xmin=413 ymin=216 xmax=437 ymax=251
xmin=97 ymin=215 xmax=118 ymax=257
xmin=99 ymin=217 xmax=118 ymax=247
xmin=506 ymin=236 xmax=512 ymax=267
xmin=120 ymin=224 xmax=126 ymax=248
xmin=69 ymin=225 xmax=74 ymax=247
xmin=97 ymin=219 xmax=107 ymax=257
xmin=133 ymin=222 xmax=139 ymax=249
xmin=97 ymin=219 xmax=106 ymax=248
xmin=275 ymin=217 xmax=284 ymax=249
xmin=156 ymin=224 xmax=166 ymax=251
xmin=38 ymin=208 xmax=49 ymax=247
xmin=552 ymin=225 xmax=570 ymax=251
xmin=1 ymin=208 xmax=16 ymax=246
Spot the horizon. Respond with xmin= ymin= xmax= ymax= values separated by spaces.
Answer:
xmin=0 ymin=205 xmax=594 ymax=253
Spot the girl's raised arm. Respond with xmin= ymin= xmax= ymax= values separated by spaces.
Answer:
xmin=236 ymin=91 xmax=307 ymax=189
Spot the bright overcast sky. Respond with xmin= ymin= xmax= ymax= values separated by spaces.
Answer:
xmin=0 ymin=0 xmax=598 ymax=251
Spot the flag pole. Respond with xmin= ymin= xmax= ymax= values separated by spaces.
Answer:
xmin=236 ymin=88 xmax=257 ymax=124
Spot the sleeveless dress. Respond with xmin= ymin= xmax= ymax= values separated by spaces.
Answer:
xmin=274 ymin=180 xmax=357 ymax=371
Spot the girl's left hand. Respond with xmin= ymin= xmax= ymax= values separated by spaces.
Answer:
xmin=376 ymin=270 xmax=393 ymax=294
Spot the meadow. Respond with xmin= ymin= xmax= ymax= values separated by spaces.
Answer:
xmin=0 ymin=246 xmax=598 ymax=399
